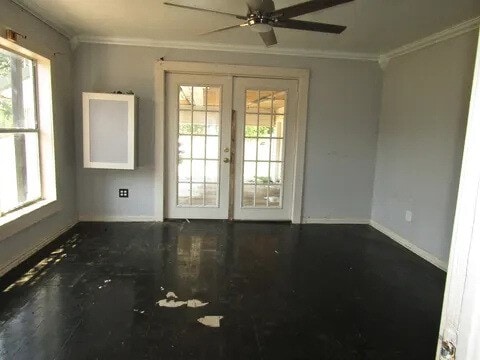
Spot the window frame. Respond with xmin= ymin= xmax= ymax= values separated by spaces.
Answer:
xmin=0 ymin=38 xmax=58 ymax=241
xmin=0 ymin=47 xmax=43 ymax=216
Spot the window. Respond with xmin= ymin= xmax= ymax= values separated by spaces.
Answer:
xmin=0 ymin=38 xmax=56 ymax=240
xmin=0 ymin=47 xmax=42 ymax=217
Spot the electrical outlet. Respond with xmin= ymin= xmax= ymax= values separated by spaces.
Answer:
xmin=119 ymin=189 xmax=129 ymax=198
xmin=405 ymin=210 xmax=413 ymax=222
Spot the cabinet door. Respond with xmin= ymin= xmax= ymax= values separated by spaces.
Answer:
xmin=83 ymin=92 xmax=137 ymax=170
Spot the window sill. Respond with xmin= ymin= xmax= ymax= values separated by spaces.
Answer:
xmin=0 ymin=199 xmax=61 ymax=242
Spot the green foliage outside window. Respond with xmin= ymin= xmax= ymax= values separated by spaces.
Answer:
xmin=179 ymin=123 xmax=209 ymax=134
xmin=245 ymin=125 xmax=273 ymax=137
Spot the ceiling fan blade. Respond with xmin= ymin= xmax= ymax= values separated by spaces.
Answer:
xmin=270 ymin=0 xmax=354 ymax=19
xmin=201 ymin=23 xmax=248 ymax=35
xmin=164 ymin=2 xmax=248 ymax=20
xmin=246 ymin=0 xmax=275 ymax=13
xmin=259 ymin=29 xmax=277 ymax=47
xmin=273 ymin=19 xmax=346 ymax=33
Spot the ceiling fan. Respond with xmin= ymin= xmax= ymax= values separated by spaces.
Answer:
xmin=164 ymin=0 xmax=353 ymax=47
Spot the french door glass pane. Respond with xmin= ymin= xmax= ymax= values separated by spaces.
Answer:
xmin=207 ymin=112 xmax=220 ymax=135
xmin=177 ymin=85 xmax=221 ymax=207
xmin=242 ymin=90 xmax=286 ymax=208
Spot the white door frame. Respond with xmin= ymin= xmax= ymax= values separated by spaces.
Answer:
xmin=154 ymin=61 xmax=309 ymax=223
xmin=436 ymin=30 xmax=480 ymax=360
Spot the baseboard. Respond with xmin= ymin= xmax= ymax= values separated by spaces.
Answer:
xmin=78 ymin=215 xmax=157 ymax=222
xmin=369 ymin=220 xmax=448 ymax=271
xmin=302 ymin=217 xmax=370 ymax=224
xmin=0 ymin=221 xmax=78 ymax=277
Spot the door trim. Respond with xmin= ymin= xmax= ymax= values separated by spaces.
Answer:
xmin=154 ymin=61 xmax=310 ymax=223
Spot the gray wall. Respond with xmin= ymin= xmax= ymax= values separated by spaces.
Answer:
xmin=73 ymin=43 xmax=382 ymax=222
xmin=371 ymin=30 xmax=478 ymax=263
xmin=0 ymin=1 xmax=77 ymax=273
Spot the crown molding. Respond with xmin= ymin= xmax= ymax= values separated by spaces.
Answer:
xmin=380 ymin=16 xmax=480 ymax=64
xmin=73 ymin=16 xmax=480 ymax=65
xmin=71 ymin=35 xmax=379 ymax=61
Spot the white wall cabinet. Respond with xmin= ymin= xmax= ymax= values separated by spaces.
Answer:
xmin=82 ymin=92 xmax=138 ymax=169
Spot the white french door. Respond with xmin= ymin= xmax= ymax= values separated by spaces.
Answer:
xmin=165 ymin=73 xmax=298 ymax=221
xmin=166 ymin=74 xmax=232 ymax=219
xmin=233 ymin=77 xmax=297 ymax=220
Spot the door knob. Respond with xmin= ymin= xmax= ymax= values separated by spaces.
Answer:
xmin=223 ymin=157 xmax=230 ymax=163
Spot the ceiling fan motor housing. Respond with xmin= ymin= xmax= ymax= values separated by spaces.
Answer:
xmin=247 ymin=16 xmax=274 ymax=33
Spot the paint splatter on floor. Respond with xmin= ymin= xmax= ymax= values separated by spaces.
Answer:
xmin=166 ymin=291 xmax=178 ymax=298
xmin=156 ymin=293 xmax=208 ymax=308
xmin=197 ymin=316 xmax=223 ymax=328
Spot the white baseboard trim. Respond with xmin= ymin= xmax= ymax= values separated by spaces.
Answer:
xmin=78 ymin=215 xmax=157 ymax=222
xmin=369 ymin=220 xmax=448 ymax=271
xmin=302 ymin=218 xmax=370 ymax=224
xmin=0 ymin=221 xmax=78 ymax=277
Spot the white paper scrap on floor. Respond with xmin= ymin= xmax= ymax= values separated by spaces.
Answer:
xmin=197 ymin=316 xmax=223 ymax=328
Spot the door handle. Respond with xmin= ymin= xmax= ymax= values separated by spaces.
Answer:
xmin=223 ymin=157 xmax=230 ymax=163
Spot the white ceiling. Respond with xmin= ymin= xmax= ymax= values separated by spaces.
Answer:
xmin=13 ymin=0 xmax=480 ymax=55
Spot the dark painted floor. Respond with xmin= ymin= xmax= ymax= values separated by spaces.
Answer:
xmin=0 ymin=222 xmax=445 ymax=359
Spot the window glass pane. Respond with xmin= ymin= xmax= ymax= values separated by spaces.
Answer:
xmin=207 ymin=87 xmax=220 ymax=111
xmin=256 ymin=162 xmax=269 ymax=182
xmin=207 ymin=112 xmax=219 ymax=135
xmin=258 ymin=115 xmax=272 ymax=138
xmin=192 ymin=86 xmax=206 ymax=111
xmin=191 ymin=160 xmax=205 ymax=182
xmin=270 ymin=162 xmax=283 ymax=184
xmin=0 ymin=48 xmax=36 ymax=129
xmin=0 ymin=133 xmax=41 ymax=214
xmin=244 ymin=138 xmax=257 ymax=161
xmin=179 ymin=86 xmax=192 ymax=110
xmin=178 ymin=110 xmax=192 ymax=134
xmin=178 ymin=159 xmax=191 ymax=182
xmin=178 ymin=135 xmax=191 ymax=159
xmin=243 ymin=161 xmax=256 ymax=184
xmin=270 ymin=138 xmax=284 ymax=162
xmin=204 ymin=184 xmax=217 ymax=206
xmin=268 ymin=185 xmax=281 ymax=207
xmin=192 ymin=111 xmax=206 ymax=134
xmin=255 ymin=185 xmax=268 ymax=207
xmin=273 ymin=116 xmax=284 ymax=138
xmin=259 ymin=91 xmax=273 ymax=114
xmin=178 ymin=183 xmax=190 ymax=205
xmin=206 ymin=136 xmax=218 ymax=159
xmin=245 ymin=90 xmax=259 ymax=113
xmin=205 ymin=160 xmax=218 ymax=183
xmin=257 ymin=139 xmax=270 ymax=161
xmin=242 ymin=185 xmax=255 ymax=207
xmin=192 ymin=136 xmax=205 ymax=159
xmin=191 ymin=183 xmax=204 ymax=205
xmin=245 ymin=114 xmax=258 ymax=137
xmin=273 ymin=91 xmax=286 ymax=114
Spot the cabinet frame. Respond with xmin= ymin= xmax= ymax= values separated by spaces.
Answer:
xmin=82 ymin=92 xmax=137 ymax=170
